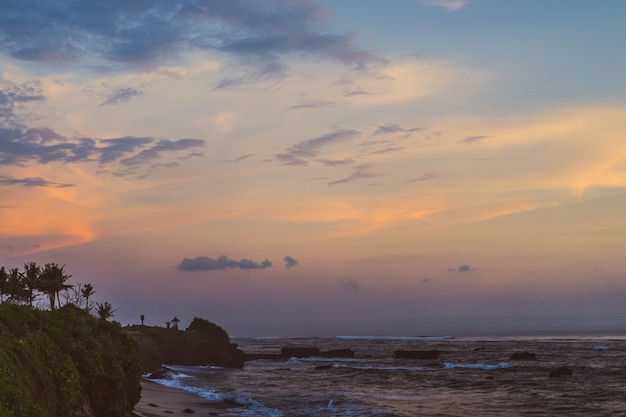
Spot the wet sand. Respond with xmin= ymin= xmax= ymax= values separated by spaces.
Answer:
xmin=133 ymin=379 xmax=240 ymax=417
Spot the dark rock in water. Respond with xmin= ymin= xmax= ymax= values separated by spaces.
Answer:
xmin=393 ymin=349 xmax=441 ymax=360
xmin=549 ymin=367 xmax=573 ymax=378
xmin=277 ymin=347 xmax=355 ymax=359
xmin=315 ymin=364 xmax=334 ymax=370
xmin=281 ymin=347 xmax=322 ymax=358
xmin=321 ymin=348 xmax=355 ymax=358
xmin=183 ymin=408 xmax=195 ymax=413
xmin=510 ymin=351 xmax=536 ymax=360
xmin=147 ymin=366 xmax=173 ymax=379
xmin=245 ymin=353 xmax=284 ymax=361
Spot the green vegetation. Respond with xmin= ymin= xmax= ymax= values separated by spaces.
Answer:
xmin=0 ymin=304 xmax=143 ymax=417
xmin=186 ymin=316 xmax=229 ymax=340
xmin=0 ymin=261 xmax=144 ymax=417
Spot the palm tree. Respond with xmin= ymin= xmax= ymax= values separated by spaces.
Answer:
xmin=95 ymin=301 xmax=116 ymax=321
xmin=0 ymin=267 xmax=8 ymax=304
xmin=22 ymin=262 xmax=41 ymax=307
xmin=81 ymin=283 xmax=95 ymax=312
xmin=39 ymin=263 xmax=73 ymax=310
xmin=6 ymin=268 xmax=28 ymax=304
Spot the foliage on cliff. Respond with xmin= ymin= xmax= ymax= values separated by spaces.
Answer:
xmin=0 ymin=304 xmax=143 ymax=417
xmin=186 ymin=316 xmax=229 ymax=340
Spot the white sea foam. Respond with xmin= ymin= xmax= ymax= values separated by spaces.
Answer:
xmin=443 ymin=362 xmax=510 ymax=370
xmin=336 ymin=335 xmax=454 ymax=341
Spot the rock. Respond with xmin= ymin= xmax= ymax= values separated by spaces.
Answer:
xmin=281 ymin=347 xmax=322 ymax=358
xmin=320 ymin=349 xmax=355 ymax=358
xmin=147 ymin=366 xmax=173 ymax=379
xmin=393 ymin=349 xmax=441 ymax=360
xmin=315 ymin=364 xmax=334 ymax=370
xmin=510 ymin=351 xmax=536 ymax=360
xmin=126 ymin=322 xmax=247 ymax=370
xmin=183 ymin=408 xmax=195 ymax=413
xmin=549 ymin=367 xmax=573 ymax=378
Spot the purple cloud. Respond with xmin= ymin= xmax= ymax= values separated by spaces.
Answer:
xmin=178 ymin=255 xmax=273 ymax=272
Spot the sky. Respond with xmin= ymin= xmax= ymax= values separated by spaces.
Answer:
xmin=1 ymin=0 xmax=626 ymax=336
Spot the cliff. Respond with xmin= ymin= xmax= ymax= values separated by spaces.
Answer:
xmin=0 ymin=304 xmax=143 ymax=417
xmin=126 ymin=317 xmax=246 ymax=370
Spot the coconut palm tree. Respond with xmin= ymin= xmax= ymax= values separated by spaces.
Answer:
xmin=22 ymin=262 xmax=41 ymax=307
xmin=95 ymin=301 xmax=116 ymax=321
xmin=6 ymin=268 xmax=28 ymax=304
xmin=39 ymin=263 xmax=73 ymax=310
xmin=0 ymin=266 xmax=8 ymax=304
xmin=81 ymin=283 xmax=95 ymax=312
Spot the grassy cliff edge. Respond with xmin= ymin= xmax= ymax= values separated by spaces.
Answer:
xmin=0 ymin=304 xmax=143 ymax=417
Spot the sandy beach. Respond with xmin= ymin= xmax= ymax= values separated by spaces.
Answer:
xmin=133 ymin=379 xmax=241 ymax=417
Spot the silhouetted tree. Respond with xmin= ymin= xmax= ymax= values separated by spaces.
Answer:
xmin=0 ymin=267 xmax=8 ymax=304
xmin=22 ymin=262 xmax=41 ymax=307
xmin=40 ymin=263 xmax=73 ymax=310
xmin=6 ymin=268 xmax=28 ymax=304
xmin=96 ymin=301 xmax=116 ymax=320
xmin=81 ymin=283 xmax=95 ymax=312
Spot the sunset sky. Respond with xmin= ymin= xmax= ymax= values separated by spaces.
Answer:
xmin=1 ymin=0 xmax=626 ymax=335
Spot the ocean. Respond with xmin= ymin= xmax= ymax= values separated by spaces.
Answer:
xmin=151 ymin=335 xmax=626 ymax=416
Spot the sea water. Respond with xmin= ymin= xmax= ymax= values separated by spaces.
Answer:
xmin=150 ymin=335 xmax=626 ymax=416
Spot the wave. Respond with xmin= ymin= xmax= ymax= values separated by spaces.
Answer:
xmin=443 ymin=362 xmax=510 ymax=370
xmin=336 ymin=335 xmax=454 ymax=341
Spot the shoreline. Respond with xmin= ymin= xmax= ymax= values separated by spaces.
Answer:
xmin=133 ymin=379 xmax=241 ymax=417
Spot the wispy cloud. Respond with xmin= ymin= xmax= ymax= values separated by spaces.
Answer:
xmin=328 ymin=163 xmax=382 ymax=185
xmin=458 ymin=135 xmax=488 ymax=145
xmin=100 ymin=87 xmax=143 ymax=106
xmin=177 ymin=255 xmax=273 ymax=272
xmin=0 ymin=176 xmax=74 ymax=188
xmin=406 ymin=172 xmax=441 ymax=182
xmin=374 ymin=123 xmax=424 ymax=136
xmin=0 ymin=83 xmax=205 ymax=174
xmin=276 ymin=129 xmax=361 ymax=166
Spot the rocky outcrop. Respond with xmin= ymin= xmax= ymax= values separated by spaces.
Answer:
xmin=510 ymin=351 xmax=536 ymax=360
xmin=126 ymin=324 xmax=246 ymax=370
xmin=245 ymin=347 xmax=355 ymax=361
xmin=393 ymin=349 xmax=441 ymax=360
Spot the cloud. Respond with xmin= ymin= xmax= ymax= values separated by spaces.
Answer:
xmin=328 ymin=163 xmax=382 ymax=185
xmin=0 ymin=83 xmax=206 ymax=174
xmin=100 ymin=87 xmax=143 ymax=106
xmin=424 ymin=0 xmax=470 ymax=12
xmin=448 ymin=264 xmax=479 ymax=273
xmin=224 ymin=153 xmax=257 ymax=164
xmin=406 ymin=172 xmax=441 ymax=182
xmin=0 ymin=176 xmax=74 ymax=188
xmin=374 ymin=123 xmax=424 ymax=136
xmin=276 ymin=129 xmax=361 ymax=166
xmin=458 ymin=135 xmax=488 ymax=145
xmin=0 ymin=1 xmax=375 ymax=69
xmin=119 ymin=139 xmax=206 ymax=166
xmin=289 ymin=100 xmax=335 ymax=110
xmin=339 ymin=279 xmax=361 ymax=293
xmin=177 ymin=255 xmax=273 ymax=272
xmin=283 ymin=256 xmax=299 ymax=268
xmin=0 ymin=81 xmax=45 ymax=127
